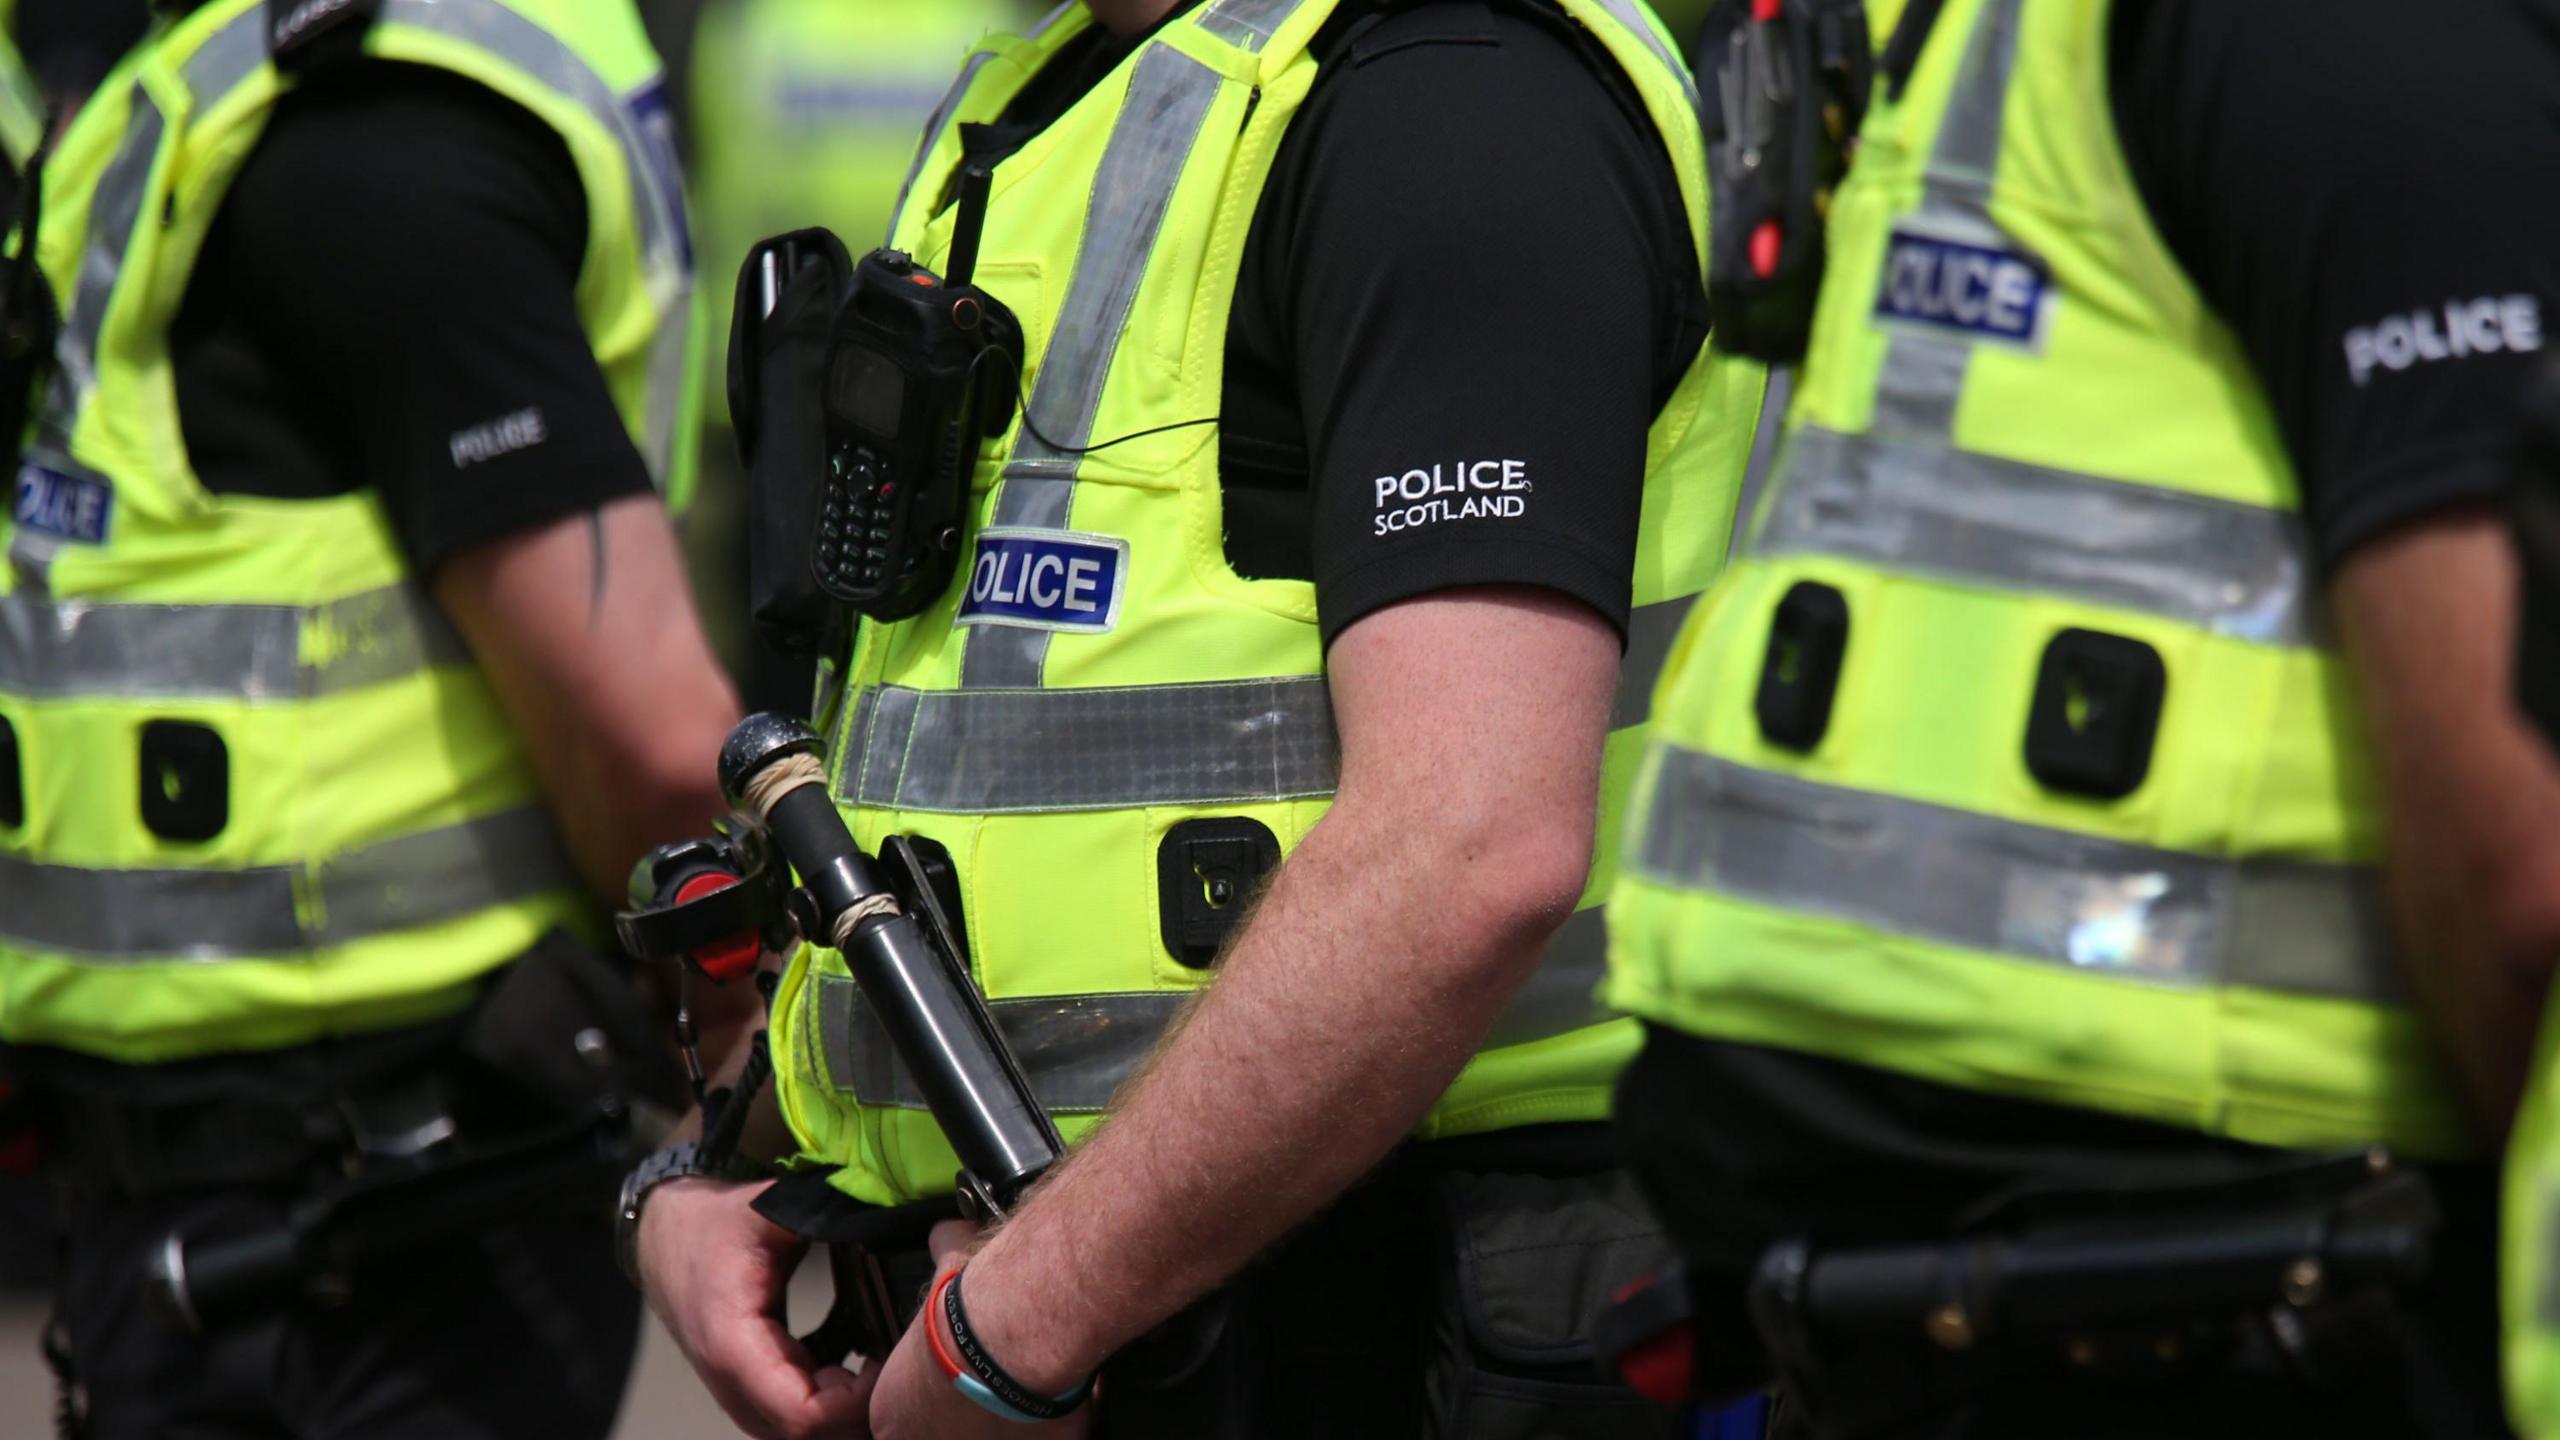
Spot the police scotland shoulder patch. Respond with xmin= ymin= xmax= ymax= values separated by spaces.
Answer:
xmin=1875 ymin=227 xmax=2052 ymax=349
xmin=956 ymin=527 xmax=1127 ymax=634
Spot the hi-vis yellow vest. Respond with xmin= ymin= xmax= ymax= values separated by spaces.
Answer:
xmin=0 ymin=0 xmax=696 ymax=1063
xmin=771 ymin=0 xmax=1765 ymax=1205
xmin=1605 ymin=0 xmax=2470 ymax=1158
xmin=0 ymin=1 xmax=41 ymax=174
xmin=688 ymin=0 xmax=1019 ymax=428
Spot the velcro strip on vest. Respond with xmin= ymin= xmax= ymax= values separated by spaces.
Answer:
xmin=1631 ymin=746 xmax=2400 ymax=1005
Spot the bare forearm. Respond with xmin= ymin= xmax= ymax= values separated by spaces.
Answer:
xmin=2337 ymin=509 xmax=2560 ymax=1128
xmin=962 ymin=804 xmax=1569 ymax=1387
xmin=436 ymin=494 xmax=743 ymax=900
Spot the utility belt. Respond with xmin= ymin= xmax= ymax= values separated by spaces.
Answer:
xmin=1717 ymin=1150 xmax=2437 ymax=1439
xmin=25 ymin=931 xmax=677 ymax=1332
xmin=762 ymin=1125 xmax=1683 ymax=1440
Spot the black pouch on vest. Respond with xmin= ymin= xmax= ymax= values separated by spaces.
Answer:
xmin=730 ymin=228 xmax=856 ymax=659
xmin=1426 ymin=1168 xmax=1688 ymax=1439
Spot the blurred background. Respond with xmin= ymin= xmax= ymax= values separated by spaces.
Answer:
xmin=0 ymin=0 xmax=1722 ymax=1432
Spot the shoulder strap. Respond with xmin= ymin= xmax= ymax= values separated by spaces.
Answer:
xmin=267 ymin=0 xmax=382 ymax=76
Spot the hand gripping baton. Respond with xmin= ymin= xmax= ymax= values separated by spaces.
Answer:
xmin=718 ymin=714 xmax=1066 ymax=1219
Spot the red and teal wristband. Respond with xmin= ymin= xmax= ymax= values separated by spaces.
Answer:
xmin=925 ymin=1267 xmax=1095 ymax=1424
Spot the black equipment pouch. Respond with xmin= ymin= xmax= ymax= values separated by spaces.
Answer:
xmin=457 ymin=928 xmax=688 ymax=1121
xmin=1425 ymin=1167 xmax=1687 ymax=1439
xmin=1749 ymin=1151 xmax=2438 ymax=1438
xmin=732 ymin=228 xmax=858 ymax=659
xmin=1705 ymin=0 xmax=1873 ymax=363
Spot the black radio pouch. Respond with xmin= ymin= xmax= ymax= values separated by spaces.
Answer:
xmin=1705 ymin=0 xmax=1873 ymax=363
xmin=730 ymin=228 xmax=856 ymax=659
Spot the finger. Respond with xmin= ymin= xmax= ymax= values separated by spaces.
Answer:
xmin=813 ymin=1361 xmax=880 ymax=1438
xmin=710 ymin=1317 xmax=875 ymax=1440
xmin=925 ymin=1218 xmax=979 ymax=1273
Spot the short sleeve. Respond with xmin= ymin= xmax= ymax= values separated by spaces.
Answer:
xmin=2110 ymin=0 xmax=2560 ymax=567
xmin=1253 ymin=3 xmax=1707 ymax=646
xmin=213 ymin=63 xmax=656 ymax=573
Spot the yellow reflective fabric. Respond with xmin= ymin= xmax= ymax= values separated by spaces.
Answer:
xmin=0 ymin=0 xmax=691 ymax=1062
xmin=0 ymin=24 xmax=39 ymax=172
xmin=1605 ymin=0 xmax=2468 ymax=1160
xmin=687 ymin=0 xmax=1020 ymax=427
xmin=2508 ymin=989 xmax=2560 ymax=1437
xmin=769 ymin=0 xmax=1764 ymax=1206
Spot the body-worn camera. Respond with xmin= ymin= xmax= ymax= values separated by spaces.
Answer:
xmin=815 ymin=238 xmax=1022 ymax=621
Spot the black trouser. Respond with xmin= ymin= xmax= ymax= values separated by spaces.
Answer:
xmin=18 ymin=944 xmax=669 ymax=1440
xmin=834 ymin=1125 xmax=1680 ymax=1439
xmin=53 ymin=1184 xmax=638 ymax=1440
xmin=1615 ymin=1027 xmax=2511 ymax=1440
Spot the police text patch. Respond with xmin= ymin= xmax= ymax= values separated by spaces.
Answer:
xmin=956 ymin=528 xmax=1126 ymax=634
xmin=14 ymin=464 xmax=112 ymax=544
xmin=1875 ymin=230 xmax=2050 ymax=348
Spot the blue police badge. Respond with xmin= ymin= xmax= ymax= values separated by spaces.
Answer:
xmin=956 ymin=527 xmax=1127 ymax=634
xmin=14 ymin=463 xmax=113 ymax=544
xmin=1875 ymin=229 xmax=2051 ymax=348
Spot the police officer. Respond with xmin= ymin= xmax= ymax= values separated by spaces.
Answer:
xmin=629 ymin=0 xmax=1766 ymax=1436
xmin=1608 ymin=0 xmax=2560 ymax=1434
xmin=0 ymin=1 xmax=744 ymax=1435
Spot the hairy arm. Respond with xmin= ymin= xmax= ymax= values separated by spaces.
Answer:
xmin=2334 ymin=507 xmax=2560 ymax=1134
xmin=947 ymin=585 xmax=1618 ymax=1388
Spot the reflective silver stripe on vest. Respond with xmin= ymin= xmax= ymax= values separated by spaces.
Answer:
xmin=1632 ymin=747 xmax=2399 ymax=1004
xmin=820 ymin=979 xmax=1183 ymax=1113
xmin=963 ymin=40 xmax=1229 ymax=690
xmin=816 ymin=905 xmax=1616 ymax=1112
xmin=0 ymin=583 xmax=470 ymax=700
xmin=0 ymin=806 xmax=578 ymax=961
xmin=841 ymin=583 xmax=1687 ymax=815
xmin=886 ymin=51 xmax=996 ymax=244
xmin=1872 ymin=0 xmax=2022 ymax=441
xmin=1612 ymin=594 xmax=1697 ymax=731
xmin=43 ymin=86 xmax=163 ymax=445
xmin=1484 ymin=904 xmax=1617 ymax=1051
xmin=837 ymin=676 xmax=1340 ymax=813
xmin=1198 ymin=0 xmax=1308 ymax=50
xmin=1752 ymin=427 xmax=2324 ymax=646
xmin=1588 ymin=0 xmax=1703 ymax=121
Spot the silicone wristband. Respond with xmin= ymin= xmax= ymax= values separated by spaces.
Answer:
xmin=933 ymin=1267 xmax=1094 ymax=1423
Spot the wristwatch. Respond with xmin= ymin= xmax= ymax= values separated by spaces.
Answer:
xmin=616 ymin=1139 xmax=757 ymax=1284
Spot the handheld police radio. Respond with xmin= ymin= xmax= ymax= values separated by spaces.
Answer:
xmin=811 ymin=163 xmax=1023 ymax=623
xmin=730 ymin=164 xmax=1024 ymax=653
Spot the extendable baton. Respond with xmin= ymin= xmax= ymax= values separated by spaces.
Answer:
xmin=717 ymin=714 xmax=1065 ymax=1219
